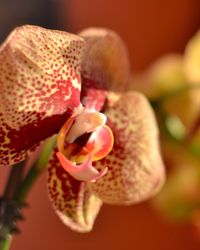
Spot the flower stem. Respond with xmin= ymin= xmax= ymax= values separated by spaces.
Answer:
xmin=14 ymin=167 xmax=40 ymax=205
xmin=0 ymin=162 xmax=25 ymax=250
xmin=3 ymin=162 xmax=25 ymax=201
xmin=0 ymin=136 xmax=56 ymax=250
xmin=151 ymin=83 xmax=200 ymax=160
xmin=0 ymin=235 xmax=12 ymax=250
xmin=185 ymin=110 xmax=200 ymax=141
xmin=14 ymin=136 xmax=56 ymax=205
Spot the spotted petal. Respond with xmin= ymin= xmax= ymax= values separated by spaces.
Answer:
xmin=0 ymin=25 xmax=85 ymax=166
xmin=48 ymin=150 xmax=102 ymax=232
xmin=79 ymin=28 xmax=131 ymax=111
xmin=89 ymin=91 xmax=165 ymax=204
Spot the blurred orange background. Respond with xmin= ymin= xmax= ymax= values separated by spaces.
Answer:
xmin=1 ymin=0 xmax=200 ymax=249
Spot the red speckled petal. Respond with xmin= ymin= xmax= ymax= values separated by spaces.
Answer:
xmin=89 ymin=91 xmax=165 ymax=205
xmin=0 ymin=25 xmax=85 ymax=166
xmin=48 ymin=150 xmax=102 ymax=232
xmin=79 ymin=28 xmax=131 ymax=111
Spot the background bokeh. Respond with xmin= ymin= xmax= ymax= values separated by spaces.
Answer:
xmin=0 ymin=0 xmax=200 ymax=249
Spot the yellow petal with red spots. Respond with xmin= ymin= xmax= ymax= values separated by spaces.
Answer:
xmin=89 ymin=91 xmax=165 ymax=204
xmin=0 ymin=25 xmax=85 ymax=166
xmin=48 ymin=150 xmax=102 ymax=232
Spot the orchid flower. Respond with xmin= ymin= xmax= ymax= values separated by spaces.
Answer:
xmin=0 ymin=25 xmax=165 ymax=232
xmin=151 ymin=30 xmax=200 ymax=226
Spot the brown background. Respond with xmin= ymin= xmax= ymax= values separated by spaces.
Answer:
xmin=0 ymin=0 xmax=200 ymax=249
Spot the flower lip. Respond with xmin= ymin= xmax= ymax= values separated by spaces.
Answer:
xmin=65 ymin=107 xmax=107 ymax=144
xmin=56 ymin=151 xmax=108 ymax=182
xmin=56 ymin=107 xmax=114 ymax=181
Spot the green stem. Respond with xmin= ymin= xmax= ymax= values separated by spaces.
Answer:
xmin=15 ymin=136 xmax=56 ymax=205
xmin=14 ymin=167 xmax=40 ymax=206
xmin=151 ymin=83 xmax=200 ymax=162
xmin=0 ymin=136 xmax=56 ymax=250
xmin=0 ymin=235 xmax=12 ymax=250
xmin=185 ymin=110 xmax=200 ymax=141
xmin=154 ymin=102 xmax=200 ymax=162
xmin=3 ymin=162 xmax=25 ymax=201
xmin=0 ymin=162 xmax=25 ymax=249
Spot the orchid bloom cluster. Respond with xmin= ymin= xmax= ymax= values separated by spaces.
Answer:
xmin=132 ymin=30 xmax=200 ymax=231
xmin=0 ymin=25 xmax=165 ymax=232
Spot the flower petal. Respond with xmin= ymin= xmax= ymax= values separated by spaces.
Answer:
xmin=183 ymin=30 xmax=200 ymax=128
xmin=184 ymin=30 xmax=200 ymax=83
xmin=141 ymin=54 xmax=187 ymax=100
xmin=47 ymin=150 xmax=102 ymax=232
xmin=56 ymin=152 xmax=107 ymax=182
xmin=79 ymin=28 xmax=131 ymax=110
xmin=0 ymin=25 xmax=85 ymax=166
xmin=137 ymin=54 xmax=198 ymax=127
xmin=89 ymin=91 xmax=165 ymax=204
xmin=132 ymin=54 xmax=198 ymax=129
xmin=154 ymin=143 xmax=200 ymax=220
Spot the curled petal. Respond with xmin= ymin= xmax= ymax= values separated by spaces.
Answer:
xmin=0 ymin=25 xmax=85 ymax=166
xmin=58 ymin=107 xmax=106 ymax=147
xmin=79 ymin=28 xmax=131 ymax=110
xmin=89 ymin=92 xmax=165 ymax=204
xmin=71 ymin=125 xmax=114 ymax=164
xmin=48 ymin=151 xmax=102 ymax=232
xmin=56 ymin=152 xmax=107 ymax=182
xmin=57 ymin=107 xmax=114 ymax=165
xmin=90 ymin=125 xmax=114 ymax=161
